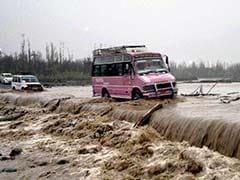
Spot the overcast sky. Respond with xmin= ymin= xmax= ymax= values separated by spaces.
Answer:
xmin=0 ymin=0 xmax=240 ymax=63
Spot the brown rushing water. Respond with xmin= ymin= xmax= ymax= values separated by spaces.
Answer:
xmin=1 ymin=83 xmax=240 ymax=179
xmin=150 ymin=97 xmax=240 ymax=158
xmin=149 ymin=82 xmax=240 ymax=159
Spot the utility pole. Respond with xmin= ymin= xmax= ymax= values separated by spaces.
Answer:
xmin=21 ymin=33 xmax=26 ymax=59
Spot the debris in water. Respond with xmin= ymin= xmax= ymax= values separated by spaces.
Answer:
xmin=134 ymin=103 xmax=162 ymax=127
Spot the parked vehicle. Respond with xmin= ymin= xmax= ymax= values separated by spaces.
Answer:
xmin=11 ymin=74 xmax=43 ymax=91
xmin=91 ymin=45 xmax=177 ymax=99
xmin=0 ymin=73 xmax=13 ymax=84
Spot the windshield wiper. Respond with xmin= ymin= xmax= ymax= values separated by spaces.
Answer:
xmin=145 ymin=70 xmax=156 ymax=74
xmin=156 ymin=69 xmax=168 ymax=73
xmin=139 ymin=70 xmax=158 ymax=75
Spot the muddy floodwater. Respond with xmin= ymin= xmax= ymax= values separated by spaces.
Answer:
xmin=19 ymin=82 xmax=240 ymax=98
xmin=0 ymin=83 xmax=240 ymax=179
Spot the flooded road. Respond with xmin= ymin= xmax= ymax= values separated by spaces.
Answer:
xmin=0 ymin=83 xmax=240 ymax=179
xmin=178 ymin=82 xmax=240 ymax=95
xmin=1 ymin=82 xmax=240 ymax=98
xmin=39 ymin=82 xmax=240 ymax=97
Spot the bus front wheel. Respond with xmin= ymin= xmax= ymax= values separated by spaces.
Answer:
xmin=132 ymin=89 xmax=143 ymax=100
xmin=102 ymin=89 xmax=110 ymax=98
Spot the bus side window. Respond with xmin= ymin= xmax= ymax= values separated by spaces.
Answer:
xmin=123 ymin=63 xmax=130 ymax=75
xmin=101 ymin=65 xmax=108 ymax=76
xmin=116 ymin=63 xmax=123 ymax=76
xmin=108 ymin=64 xmax=116 ymax=76
xmin=114 ymin=55 xmax=123 ymax=63
xmin=105 ymin=56 xmax=113 ymax=64
xmin=93 ymin=65 xmax=101 ymax=76
xmin=124 ymin=55 xmax=131 ymax=61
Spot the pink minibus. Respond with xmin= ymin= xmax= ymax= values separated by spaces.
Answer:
xmin=91 ymin=45 xmax=177 ymax=99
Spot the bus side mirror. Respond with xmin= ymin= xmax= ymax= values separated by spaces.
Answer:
xmin=165 ymin=56 xmax=169 ymax=65
xmin=165 ymin=56 xmax=170 ymax=72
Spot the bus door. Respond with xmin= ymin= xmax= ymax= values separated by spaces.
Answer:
xmin=108 ymin=62 xmax=132 ymax=97
xmin=121 ymin=63 xmax=133 ymax=97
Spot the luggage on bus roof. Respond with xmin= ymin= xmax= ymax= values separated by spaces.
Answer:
xmin=93 ymin=45 xmax=146 ymax=56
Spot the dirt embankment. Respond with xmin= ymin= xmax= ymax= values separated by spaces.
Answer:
xmin=0 ymin=92 xmax=240 ymax=179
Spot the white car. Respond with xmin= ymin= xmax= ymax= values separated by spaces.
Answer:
xmin=12 ymin=75 xmax=43 ymax=91
xmin=0 ymin=73 xmax=13 ymax=84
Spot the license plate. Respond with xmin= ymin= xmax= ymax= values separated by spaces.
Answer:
xmin=160 ymin=90 xmax=167 ymax=94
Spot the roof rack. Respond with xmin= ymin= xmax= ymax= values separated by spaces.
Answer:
xmin=93 ymin=45 xmax=146 ymax=56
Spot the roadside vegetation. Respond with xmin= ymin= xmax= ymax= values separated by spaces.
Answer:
xmin=1 ymin=37 xmax=240 ymax=84
xmin=171 ymin=61 xmax=240 ymax=81
xmin=0 ymin=37 xmax=91 ymax=85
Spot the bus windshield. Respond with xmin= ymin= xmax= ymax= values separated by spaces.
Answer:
xmin=135 ymin=59 xmax=168 ymax=75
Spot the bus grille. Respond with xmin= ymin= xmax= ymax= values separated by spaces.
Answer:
xmin=156 ymin=83 xmax=172 ymax=89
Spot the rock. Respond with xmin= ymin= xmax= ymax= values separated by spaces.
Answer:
xmin=9 ymin=147 xmax=22 ymax=157
xmin=0 ymin=156 xmax=10 ymax=161
xmin=1 ymin=168 xmax=17 ymax=173
xmin=57 ymin=159 xmax=69 ymax=165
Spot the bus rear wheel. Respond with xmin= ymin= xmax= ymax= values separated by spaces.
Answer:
xmin=102 ymin=89 xmax=110 ymax=98
xmin=132 ymin=89 xmax=143 ymax=100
